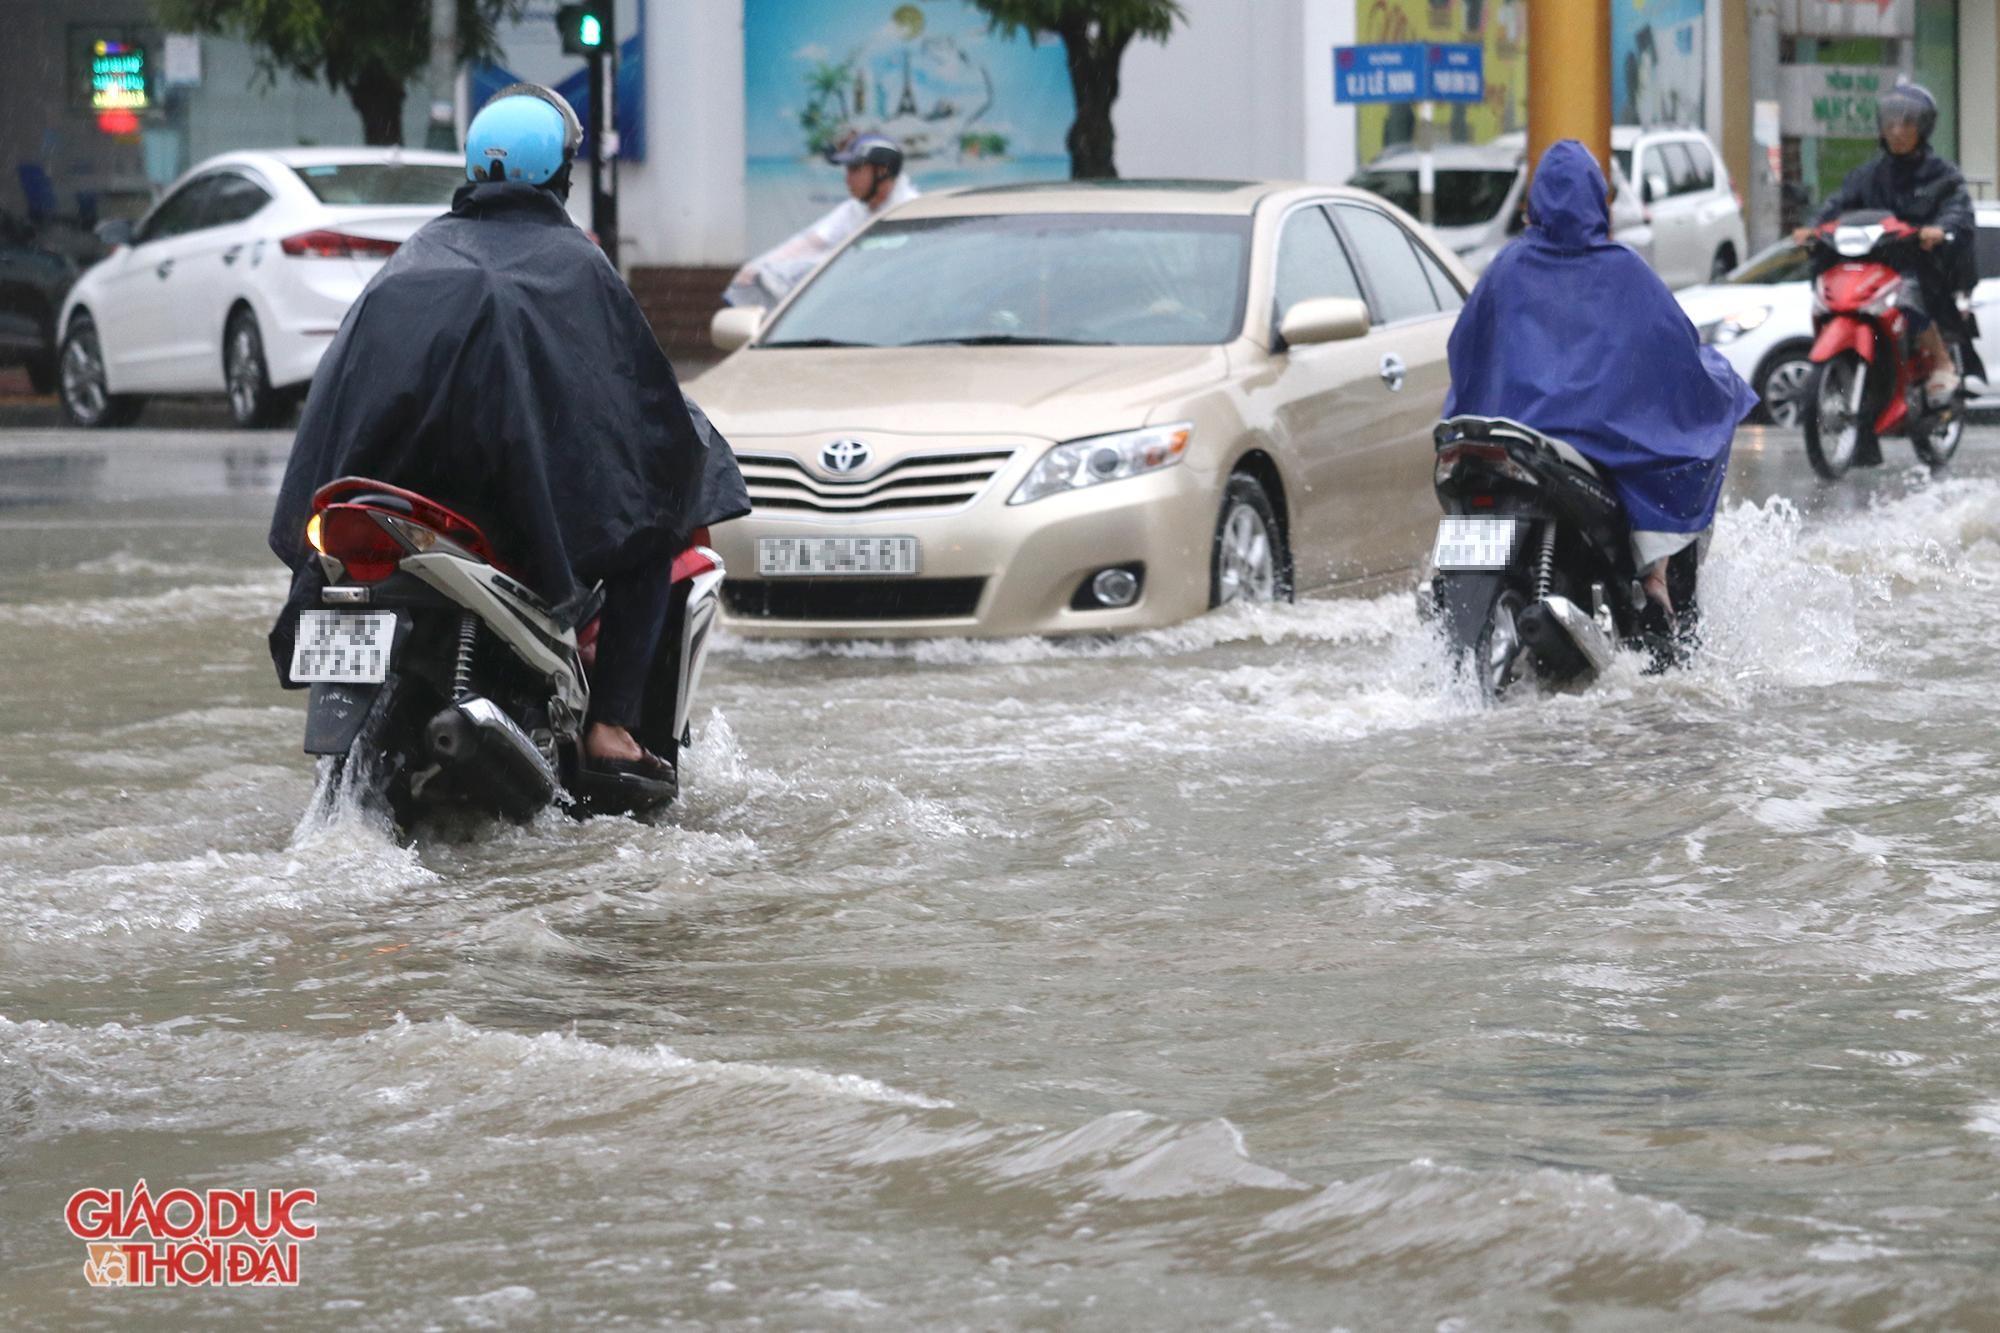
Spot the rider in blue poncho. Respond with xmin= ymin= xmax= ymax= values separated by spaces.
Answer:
xmin=1445 ymin=140 xmax=1757 ymax=623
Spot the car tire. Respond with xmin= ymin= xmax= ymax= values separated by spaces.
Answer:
xmin=1709 ymin=244 xmax=1738 ymax=281
xmin=1209 ymin=473 xmax=1292 ymax=609
xmin=1754 ymin=345 xmax=1815 ymax=428
xmin=225 ymin=308 xmax=285 ymax=429
xmin=58 ymin=313 xmax=144 ymax=428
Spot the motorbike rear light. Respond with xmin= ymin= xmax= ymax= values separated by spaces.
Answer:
xmin=310 ymin=505 xmax=406 ymax=582
xmin=1436 ymin=441 xmax=1538 ymax=488
xmin=309 ymin=480 xmax=502 ymax=567
xmin=1471 ymin=494 xmax=1496 ymax=508
xmin=281 ymin=229 xmax=401 ymax=259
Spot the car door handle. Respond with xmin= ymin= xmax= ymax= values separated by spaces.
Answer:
xmin=222 ymin=245 xmax=243 ymax=266
xmin=155 ymin=259 xmax=174 ymax=280
xmin=1380 ymin=353 xmax=1407 ymax=393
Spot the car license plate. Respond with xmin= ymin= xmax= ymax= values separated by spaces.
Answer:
xmin=757 ymin=536 xmax=919 ymax=577
xmin=290 ymin=610 xmax=396 ymax=683
xmin=1432 ymin=518 xmax=1517 ymax=570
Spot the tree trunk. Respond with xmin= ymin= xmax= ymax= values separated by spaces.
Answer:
xmin=1062 ymin=31 xmax=1131 ymax=180
xmin=349 ymin=66 xmax=408 ymax=146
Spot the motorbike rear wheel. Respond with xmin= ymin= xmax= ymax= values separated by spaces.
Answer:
xmin=1802 ymin=352 xmax=1871 ymax=480
xmin=1472 ymin=588 xmax=1529 ymax=699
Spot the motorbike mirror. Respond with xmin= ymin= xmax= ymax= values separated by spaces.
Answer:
xmin=710 ymin=305 xmax=763 ymax=353
xmin=94 ymin=218 xmax=134 ymax=248
xmin=1279 ymin=297 xmax=1371 ymax=349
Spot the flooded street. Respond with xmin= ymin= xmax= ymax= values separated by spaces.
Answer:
xmin=6 ymin=424 xmax=2000 ymax=1329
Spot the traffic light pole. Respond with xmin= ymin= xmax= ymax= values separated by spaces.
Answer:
xmin=588 ymin=43 xmax=617 ymax=272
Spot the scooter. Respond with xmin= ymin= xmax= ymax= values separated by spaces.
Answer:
xmin=1800 ymin=211 xmax=1974 ymax=478
xmin=1421 ymin=415 xmax=1677 ymax=697
xmin=288 ymin=476 xmax=724 ymax=827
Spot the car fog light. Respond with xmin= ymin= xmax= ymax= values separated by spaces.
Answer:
xmin=1091 ymin=568 xmax=1140 ymax=607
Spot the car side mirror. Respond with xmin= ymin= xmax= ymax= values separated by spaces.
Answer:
xmin=1645 ymin=174 xmax=1669 ymax=205
xmin=710 ymin=306 xmax=763 ymax=353
xmin=1279 ymin=297 xmax=1371 ymax=349
xmin=95 ymin=218 xmax=134 ymax=248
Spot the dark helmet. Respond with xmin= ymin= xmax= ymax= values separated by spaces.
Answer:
xmin=465 ymin=83 xmax=583 ymax=187
xmin=830 ymin=132 xmax=904 ymax=179
xmin=1878 ymin=80 xmax=1939 ymax=145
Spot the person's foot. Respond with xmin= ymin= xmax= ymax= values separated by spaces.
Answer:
xmin=585 ymin=722 xmax=645 ymax=764
xmin=1927 ymin=364 xmax=1962 ymax=407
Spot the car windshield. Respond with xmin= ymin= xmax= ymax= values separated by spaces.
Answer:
xmin=759 ymin=213 xmax=1253 ymax=348
xmin=1726 ymin=240 xmax=1812 ymax=284
xmin=1613 ymin=149 xmax=1634 ymax=183
xmin=1349 ymin=168 xmax=1517 ymax=228
xmin=289 ymin=163 xmax=464 ymax=206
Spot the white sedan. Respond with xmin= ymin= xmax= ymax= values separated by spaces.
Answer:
xmin=57 ymin=148 xmax=464 ymax=429
xmin=1677 ymin=205 xmax=2000 ymax=427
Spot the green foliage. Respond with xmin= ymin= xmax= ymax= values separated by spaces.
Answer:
xmin=155 ymin=0 xmax=526 ymax=141
xmin=968 ymin=0 xmax=1185 ymax=45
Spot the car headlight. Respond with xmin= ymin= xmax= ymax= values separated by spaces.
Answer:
xmin=1700 ymin=305 xmax=1772 ymax=345
xmin=1008 ymin=423 xmax=1191 ymax=505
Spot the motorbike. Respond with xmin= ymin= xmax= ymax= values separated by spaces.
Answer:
xmin=1421 ymin=414 xmax=1677 ymax=697
xmin=288 ymin=477 xmax=725 ymax=827
xmin=1800 ymin=211 xmax=1973 ymax=478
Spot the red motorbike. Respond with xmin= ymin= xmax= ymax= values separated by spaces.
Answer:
xmin=1800 ymin=211 xmax=1967 ymax=478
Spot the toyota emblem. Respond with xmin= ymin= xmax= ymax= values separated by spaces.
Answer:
xmin=819 ymin=438 xmax=872 ymax=476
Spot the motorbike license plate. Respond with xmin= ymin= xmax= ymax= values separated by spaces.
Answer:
xmin=757 ymin=536 xmax=919 ymax=577
xmin=1432 ymin=518 xmax=1517 ymax=570
xmin=290 ymin=611 xmax=396 ymax=684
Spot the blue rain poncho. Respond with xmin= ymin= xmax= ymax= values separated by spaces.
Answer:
xmin=1444 ymin=140 xmax=1756 ymax=537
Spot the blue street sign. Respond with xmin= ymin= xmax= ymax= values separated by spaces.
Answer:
xmin=1333 ymin=43 xmax=1484 ymax=105
xmin=1425 ymin=44 xmax=1484 ymax=103
xmin=1333 ymin=43 xmax=1424 ymax=105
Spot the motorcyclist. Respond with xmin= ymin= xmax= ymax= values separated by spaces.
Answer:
xmin=268 ymin=85 xmax=748 ymax=781
xmin=1445 ymin=140 xmax=1757 ymax=652
xmin=1792 ymin=80 xmax=1974 ymax=405
xmin=723 ymin=133 xmax=919 ymax=307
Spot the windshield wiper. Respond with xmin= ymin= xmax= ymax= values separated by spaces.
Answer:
xmin=901 ymin=335 xmax=1112 ymax=347
xmin=757 ymin=337 xmax=882 ymax=348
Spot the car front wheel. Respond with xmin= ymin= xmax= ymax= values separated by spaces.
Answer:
xmin=58 ymin=314 xmax=144 ymax=428
xmin=1209 ymin=473 xmax=1291 ymax=608
xmin=1756 ymin=347 xmax=1815 ymax=428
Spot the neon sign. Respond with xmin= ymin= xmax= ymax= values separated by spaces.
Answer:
xmin=90 ymin=39 xmax=150 ymax=111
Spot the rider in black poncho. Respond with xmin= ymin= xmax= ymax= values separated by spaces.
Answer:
xmin=1797 ymin=80 xmax=1978 ymax=405
xmin=268 ymin=84 xmax=748 ymax=778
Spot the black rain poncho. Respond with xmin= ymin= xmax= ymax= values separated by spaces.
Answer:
xmin=1813 ymin=144 xmax=1978 ymax=340
xmin=267 ymin=180 xmax=748 ymax=685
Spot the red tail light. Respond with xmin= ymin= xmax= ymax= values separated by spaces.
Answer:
xmin=308 ymin=505 xmax=406 ymax=582
xmin=280 ymin=229 xmax=400 ymax=259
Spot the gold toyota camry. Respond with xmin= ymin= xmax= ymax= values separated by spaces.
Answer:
xmin=697 ymin=179 xmax=1470 ymax=638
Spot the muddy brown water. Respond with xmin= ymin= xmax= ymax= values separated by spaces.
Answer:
xmin=4 ymin=426 xmax=2000 ymax=1329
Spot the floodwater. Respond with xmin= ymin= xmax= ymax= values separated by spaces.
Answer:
xmin=4 ymin=426 xmax=2000 ymax=1330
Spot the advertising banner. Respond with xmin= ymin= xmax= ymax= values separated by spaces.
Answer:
xmin=1355 ymin=0 xmax=1526 ymax=164
xmin=1780 ymin=0 xmax=1915 ymax=40
xmin=1780 ymin=63 xmax=1893 ymax=140
xmin=745 ymin=0 xmax=1074 ymax=252
xmin=1613 ymin=0 xmax=1707 ymax=129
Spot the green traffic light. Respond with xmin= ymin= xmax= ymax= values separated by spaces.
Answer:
xmin=579 ymin=14 xmax=602 ymax=46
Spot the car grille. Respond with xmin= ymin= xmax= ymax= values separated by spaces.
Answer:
xmin=733 ymin=449 xmax=1015 ymax=514
xmin=723 ymin=578 xmax=987 ymax=621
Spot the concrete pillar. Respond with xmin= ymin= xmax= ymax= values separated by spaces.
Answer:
xmin=1526 ymin=0 xmax=1612 ymax=176
xmin=1962 ymin=0 xmax=2000 ymax=198
xmin=1747 ymin=0 xmax=1783 ymax=250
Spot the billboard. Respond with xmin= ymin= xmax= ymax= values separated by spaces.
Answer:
xmin=1614 ymin=0 xmax=1707 ymax=129
xmin=745 ymin=0 xmax=1075 ymax=251
xmin=1355 ymin=0 xmax=1527 ymax=163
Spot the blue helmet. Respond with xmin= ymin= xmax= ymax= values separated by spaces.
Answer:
xmin=465 ymin=83 xmax=582 ymax=186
